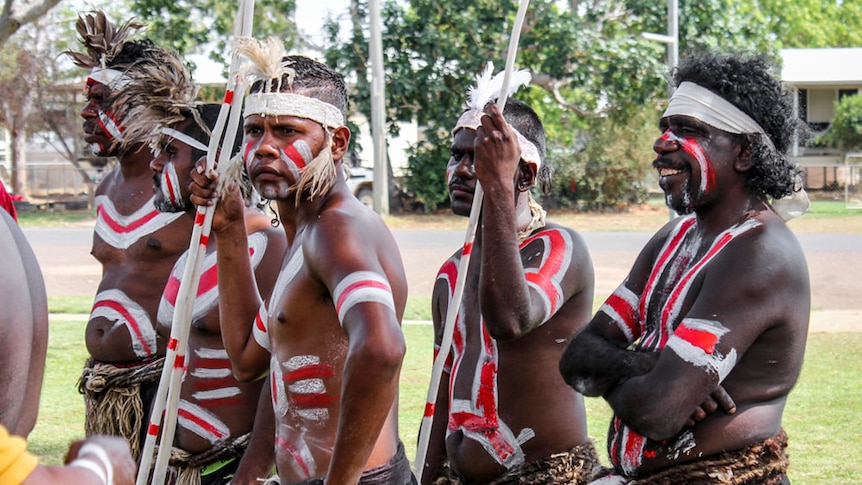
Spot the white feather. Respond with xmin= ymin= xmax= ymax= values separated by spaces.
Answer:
xmin=466 ymin=62 xmax=532 ymax=111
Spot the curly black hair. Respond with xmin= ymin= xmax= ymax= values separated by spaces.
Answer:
xmin=671 ymin=50 xmax=807 ymax=199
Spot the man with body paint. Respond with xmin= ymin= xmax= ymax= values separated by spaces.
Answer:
xmin=559 ymin=51 xmax=810 ymax=485
xmin=189 ymin=40 xmax=414 ymax=485
xmin=65 ymin=11 xmax=195 ymax=462
xmin=125 ymin=97 xmax=287 ymax=483
xmin=421 ymin=65 xmax=599 ymax=484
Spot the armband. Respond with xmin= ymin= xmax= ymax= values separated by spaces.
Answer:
xmin=332 ymin=271 xmax=395 ymax=326
xmin=69 ymin=443 xmax=114 ymax=485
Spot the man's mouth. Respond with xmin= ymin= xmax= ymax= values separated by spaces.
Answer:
xmin=658 ymin=167 xmax=685 ymax=177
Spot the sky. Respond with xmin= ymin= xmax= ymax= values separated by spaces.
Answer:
xmin=191 ymin=0 xmax=351 ymax=84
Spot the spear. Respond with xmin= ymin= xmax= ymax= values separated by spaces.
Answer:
xmin=136 ymin=1 xmax=255 ymax=483
xmin=413 ymin=0 xmax=532 ymax=481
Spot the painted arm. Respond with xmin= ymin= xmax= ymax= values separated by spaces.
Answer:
xmin=309 ymin=222 xmax=407 ymax=485
xmin=189 ymin=167 xmax=271 ymax=380
xmin=603 ymin=242 xmax=790 ymax=440
xmin=420 ymin=271 xmax=455 ymax=484
xmin=472 ymin=104 xmax=573 ymax=340
xmin=21 ymin=434 xmax=136 ymax=485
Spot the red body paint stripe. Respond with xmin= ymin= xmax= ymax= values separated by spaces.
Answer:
xmin=283 ymin=364 xmax=335 ymax=382
xmin=283 ymin=144 xmax=308 ymax=169
xmin=193 ymin=377 xmax=235 ymax=390
xmin=605 ymin=292 xmax=639 ymax=335
xmin=335 ymin=280 xmax=389 ymax=312
xmin=675 ymin=324 xmax=720 ymax=354
xmin=194 ymin=358 xmax=232 ymax=369
xmin=177 ymin=408 xmax=227 ymax=439
xmin=276 ymin=437 xmax=311 ymax=477
xmin=96 ymin=205 xmax=161 ymax=234
xmin=93 ymin=300 xmax=152 ymax=355
xmin=199 ymin=397 xmax=245 ymax=408
xmin=289 ymin=393 xmax=336 ymax=408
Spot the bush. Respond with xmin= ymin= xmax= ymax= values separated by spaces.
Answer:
xmin=818 ymin=94 xmax=862 ymax=151
xmin=403 ymin=128 xmax=451 ymax=212
xmin=543 ymin=105 xmax=660 ymax=210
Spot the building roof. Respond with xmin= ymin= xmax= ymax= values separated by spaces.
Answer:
xmin=781 ymin=48 xmax=862 ymax=86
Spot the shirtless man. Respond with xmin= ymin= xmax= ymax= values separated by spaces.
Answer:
xmin=0 ymin=209 xmax=47 ymax=438
xmin=136 ymin=103 xmax=286 ymax=483
xmin=65 ymin=11 xmax=195 ymax=460
xmin=421 ymin=67 xmax=598 ymax=484
xmin=190 ymin=43 xmax=413 ymax=485
xmin=559 ymin=50 xmax=810 ymax=485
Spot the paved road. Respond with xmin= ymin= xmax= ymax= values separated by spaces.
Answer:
xmin=23 ymin=225 xmax=862 ymax=330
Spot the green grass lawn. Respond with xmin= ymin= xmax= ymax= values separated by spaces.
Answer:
xmin=29 ymin=317 xmax=862 ymax=484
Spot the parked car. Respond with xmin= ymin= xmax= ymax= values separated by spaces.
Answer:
xmin=345 ymin=165 xmax=374 ymax=207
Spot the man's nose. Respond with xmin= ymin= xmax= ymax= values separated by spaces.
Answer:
xmin=653 ymin=129 xmax=680 ymax=154
xmin=150 ymin=155 xmax=165 ymax=173
xmin=80 ymin=99 xmax=97 ymax=119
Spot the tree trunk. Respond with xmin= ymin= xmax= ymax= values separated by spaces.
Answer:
xmin=10 ymin=124 xmax=27 ymax=198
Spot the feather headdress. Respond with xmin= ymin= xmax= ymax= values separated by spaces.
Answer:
xmin=454 ymin=62 xmax=541 ymax=168
xmin=64 ymin=10 xmax=145 ymax=69
xmin=465 ymin=61 xmax=531 ymax=115
xmin=236 ymin=36 xmax=294 ymax=93
xmin=116 ymin=48 xmax=200 ymax=153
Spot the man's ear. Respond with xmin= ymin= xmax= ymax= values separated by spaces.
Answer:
xmin=517 ymin=161 xmax=538 ymax=192
xmin=734 ymin=137 xmax=755 ymax=172
xmin=330 ymin=125 xmax=351 ymax=162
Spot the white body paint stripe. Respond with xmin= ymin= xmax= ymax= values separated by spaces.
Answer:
xmin=94 ymin=195 xmax=183 ymax=250
xmin=90 ymin=289 xmax=157 ymax=358
xmin=192 ymin=387 xmax=241 ymax=401
xmin=177 ymin=400 xmax=230 ymax=444
xmin=332 ymin=271 xmax=395 ymax=325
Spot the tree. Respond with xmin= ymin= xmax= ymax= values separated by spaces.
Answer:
xmin=0 ymin=0 xmax=62 ymax=47
xmin=819 ymin=95 xmax=862 ymax=152
xmin=759 ymin=0 xmax=862 ymax=48
xmin=325 ymin=0 xmax=778 ymax=211
xmin=127 ymin=0 xmax=300 ymax=65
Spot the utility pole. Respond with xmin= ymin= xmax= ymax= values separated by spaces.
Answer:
xmin=642 ymin=0 xmax=679 ymax=219
xmin=642 ymin=0 xmax=679 ymax=94
xmin=368 ymin=0 xmax=389 ymax=215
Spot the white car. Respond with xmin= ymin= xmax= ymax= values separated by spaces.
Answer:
xmin=345 ymin=166 xmax=374 ymax=207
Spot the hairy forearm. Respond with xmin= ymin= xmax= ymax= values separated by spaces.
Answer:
xmin=560 ymin=327 xmax=656 ymax=397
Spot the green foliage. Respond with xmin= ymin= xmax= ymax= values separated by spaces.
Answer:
xmin=544 ymin=104 xmax=661 ymax=210
xmin=818 ymin=95 xmax=862 ymax=152
xmin=403 ymin=127 xmax=451 ymax=212
xmin=759 ymin=0 xmax=862 ymax=48
xmin=127 ymin=0 xmax=299 ymax=61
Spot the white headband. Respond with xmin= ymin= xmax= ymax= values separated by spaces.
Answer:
xmin=88 ymin=67 xmax=132 ymax=89
xmin=454 ymin=110 xmax=542 ymax=169
xmin=663 ymin=82 xmax=768 ymax=137
xmin=159 ymin=127 xmax=209 ymax=152
xmin=244 ymin=92 xmax=344 ymax=129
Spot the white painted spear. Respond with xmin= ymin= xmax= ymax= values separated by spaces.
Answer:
xmin=413 ymin=0 xmax=532 ymax=481
xmin=136 ymin=1 xmax=256 ymax=483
